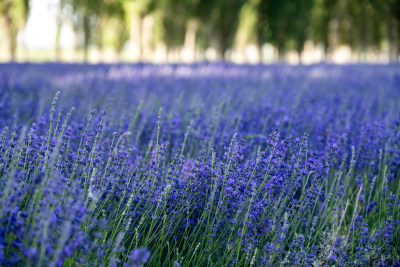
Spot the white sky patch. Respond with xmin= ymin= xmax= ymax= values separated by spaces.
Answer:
xmin=23 ymin=0 xmax=75 ymax=50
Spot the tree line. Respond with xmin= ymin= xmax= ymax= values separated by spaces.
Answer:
xmin=1 ymin=0 xmax=400 ymax=62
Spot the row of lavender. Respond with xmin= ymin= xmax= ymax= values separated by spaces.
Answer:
xmin=0 ymin=63 xmax=399 ymax=266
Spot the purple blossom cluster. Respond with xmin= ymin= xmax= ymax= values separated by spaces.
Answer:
xmin=0 ymin=63 xmax=399 ymax=266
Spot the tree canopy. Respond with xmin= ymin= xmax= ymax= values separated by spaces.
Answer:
xmin=1 ymin=0 xmax=399 ymax=61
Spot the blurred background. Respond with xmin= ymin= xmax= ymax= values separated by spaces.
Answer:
xmin=0 ymin=0 xmax=399 ymax=64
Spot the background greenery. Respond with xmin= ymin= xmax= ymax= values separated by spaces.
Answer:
xmin=1 ymin=0 xmax=400 ymax=62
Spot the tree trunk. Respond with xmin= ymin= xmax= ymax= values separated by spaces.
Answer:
xmin=83 ymin=14 xmax=90 ymax=62
xmin=55 ymin=0 xmax=65 ymax=61
xmin=55 ymin=24 xmax=62 ymax=61
xmin=96 ymin=19 xmax=104 ymax=62
xmin=183 ymin=20 xmax=197 ymax=62
xmin=386 ymin=7 xmax=394 ymax=62
xmin=138 ymin=16 xmax=143 ymax=60
xmin=277 ymin=49 xmax=284 ymax=62
xmin=217 ymin=31 xmax=229 ymax=61
xmin=71 ymin=23 xmax=78 ymax=61
xmin=396 ymin=36 xmax=400 ymax=63
xmin=386 ymin=14 xmax=399 ymax=62
xmin=296 ymin=40 xmax=304 ymax=64
xmin=322 ymin=36 xmax=329 ymax=62
xmin=277 ymin=41 xmax=285 ymax=62
xmin=142 ymin=15 xmax=154 ymax=61
xmin=129 ymin=15 xmax=143 ymax=61
xmin=3 ymin=0 xmax=16 ymax=61
xmin=297 ymin=48 xmax=302 ymax=64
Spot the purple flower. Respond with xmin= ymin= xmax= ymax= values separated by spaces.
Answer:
xmin=124 ymin=248 xmax=151 ymax=267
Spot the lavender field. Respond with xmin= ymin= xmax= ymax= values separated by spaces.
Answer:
xmin=0 ymin=63 xmax=400 ymax=266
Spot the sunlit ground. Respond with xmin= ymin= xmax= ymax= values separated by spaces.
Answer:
xmin=0 ymin=45 xmax=396 ymax=65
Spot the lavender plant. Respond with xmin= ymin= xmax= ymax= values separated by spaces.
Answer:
xmin=0 ymin=63 xmax=399 ymax=266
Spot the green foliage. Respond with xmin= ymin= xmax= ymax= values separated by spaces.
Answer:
xmin=0 ymin=0 xmax=29 ymax=59
xmin=186 ymin=0 xmax=246 ymax=57
xmin=2 ymin=0 xmax=400 ymax=61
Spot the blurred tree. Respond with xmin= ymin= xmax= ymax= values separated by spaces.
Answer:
xmin=290 ymin=0 xmax=313 ymax=62
xmin=64 ymin=0 xmax=127 ymax=61
xmin=156 ymin=0 xmax=202 ymax=60
xmin=257 ymin=0 xmax=291 ymax=60
xmin=122 ymin=0 xmax=156 ymax=60
xmin=310 ymin=0 xmax=338 ymax=59
xmin=65 ymin=0 xmax=97 ymax=61
xmin=196 ymin=0 xmax=246 ymax=59
xmin=73 ymin=0 xmax=102 ymax=61
xmin=235 ymin=0 xmax=261 ymax=61
xmin=387 ymin=0 xmax=400 ymax=62
xmin=158 ymin=0 xmax=193 ymax=50
xmin=55 ymin=0 xmax=66 ymax=60
xmin=122 ymin=0 xmax=246 ymax=60
xmin=1 ymin=0 xmax=399 ymax=62
xmin=0 ymin=0 xmax=30 ymax=60
xmin=335 ymin=0 xmax=384 ymax=60
xmin=98 ymin=0 xmax=128 ymax=59
xmin=257 ymin=0 xmax=313 ymax=61
xmin=383 ymin=0 xmax=400 ymax=61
